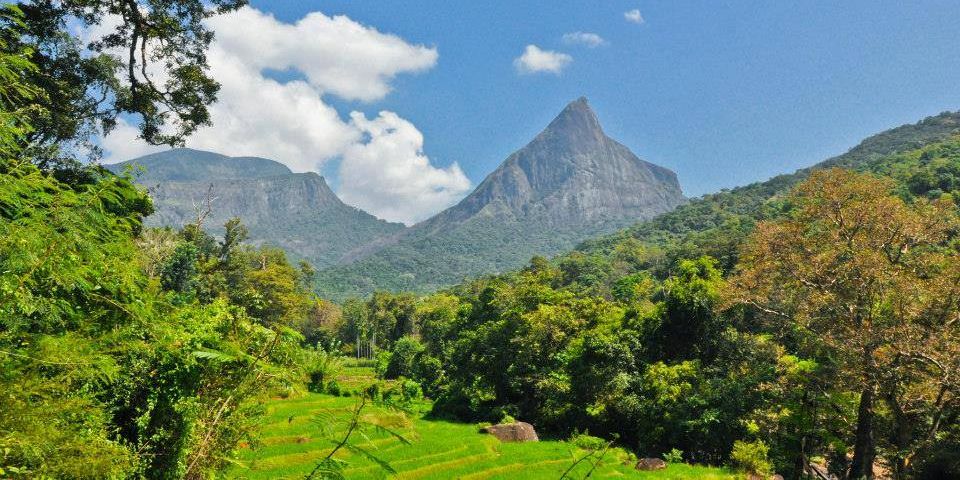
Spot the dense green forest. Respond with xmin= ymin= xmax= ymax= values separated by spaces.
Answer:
xmin=327 ymin=136 xmax=960 ymax=479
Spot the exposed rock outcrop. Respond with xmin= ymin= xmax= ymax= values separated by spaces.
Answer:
xmin=482 ymin=422 xmax=539 ymax=442
xmin=635 ymin=458 xmax=667 ymax=471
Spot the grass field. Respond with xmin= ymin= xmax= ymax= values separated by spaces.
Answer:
xmin=226 ymin=365 xmax=738 ymax=480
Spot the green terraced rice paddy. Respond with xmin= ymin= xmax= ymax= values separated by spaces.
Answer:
xmin=226 ymin=366 xmax=737 ymax=480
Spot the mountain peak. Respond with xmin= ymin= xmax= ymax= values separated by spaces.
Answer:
xmin=411 ymin=96 xmax=683 ymax=232
xmin=537 ymin=97 xmax=605 ymax=150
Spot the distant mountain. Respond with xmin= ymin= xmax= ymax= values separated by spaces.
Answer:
xmin=316 ymin=97 xmax=686 ymax=299
xmin=109 ymin=149 xmax=405 ymax=268
xmin=109 ymin=149 xmax=291 ymax=182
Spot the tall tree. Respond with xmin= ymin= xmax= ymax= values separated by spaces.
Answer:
xmin=3 ymin=0 xmax=244 ymax=167
xmin=726 ymin=168 xmax=960 ymax=479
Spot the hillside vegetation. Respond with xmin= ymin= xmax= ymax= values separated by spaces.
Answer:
xmin=325 ymin=133 xmax=960 ymax=479
xmin=576 ymin=111 xmax=960 ymax=268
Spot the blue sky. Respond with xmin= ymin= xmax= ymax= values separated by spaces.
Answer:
xmin=255 ymin=0 xmax=960 ymax=195
xmin=107 ymin=1 xmax=960 ymax=223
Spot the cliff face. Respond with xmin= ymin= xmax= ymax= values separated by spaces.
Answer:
xmin=110 ymin=149 xmax=405 ymax=268
xmin=318 ymin=98 xmax=686 ymax=299
xmin=420 ymin=96 xmax=684 ymax=231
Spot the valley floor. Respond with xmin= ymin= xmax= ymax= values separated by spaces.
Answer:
xmin=226 ymin=367 xmax=737 ymax=480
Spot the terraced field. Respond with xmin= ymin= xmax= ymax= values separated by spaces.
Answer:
xmin=226 ymin=366 xmax=737 ymax=479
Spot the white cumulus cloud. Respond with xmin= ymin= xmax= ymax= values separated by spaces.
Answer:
xmin=100 ymin=6 xmax=470 ymax=224
xmin=513 ymin=45 xmax=572 ymax=75
xmin=338 ymin=112 xmax=471 ymax=224
xmin=624 ymin=9 xmax=645 ymax=24
xmin=561 ymin=32 xmax=606 ymax=48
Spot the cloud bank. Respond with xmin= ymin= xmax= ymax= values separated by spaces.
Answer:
xmin=101 ymin=7 xmax=470 ymax=225
xmin=338 ymin=112 xmax=471 ymax=225
xmin=513 ymin=45 xmax=573 ymax=75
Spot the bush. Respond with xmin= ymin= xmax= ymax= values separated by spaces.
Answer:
xmin=730 ymin=440 xmax=772 ymax=476
xmin=663 ymin=448 xmax=684 ymax=464
xmin=401 ymin=379 xmax=423 ymax=402
xmin=411 ymin=354 xmax=445 ymax=398
xmin=305 ymin=347 xmax=342 ymax=393
xmin=570 ymin=432 xmax=607 ymax=450
xmin=374 ymin=350 xmax=392 ymax=378
xmin=325 ymin=380 xmax=341 ymax=396
xmin=385 ymin=336 xmax=425 ymax=379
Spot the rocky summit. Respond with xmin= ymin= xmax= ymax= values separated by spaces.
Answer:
xmin=317 ymin=97 xmax=685 ymax=298
xmin=417 ymin=96 xmax=684 ymax=232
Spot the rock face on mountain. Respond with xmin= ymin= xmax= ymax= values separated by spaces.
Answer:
xmin=416 ymin=97 xmax=683 ymax=234
xmin=317 ymin=98 xmax=685 ymax=298
xmin=109 ymin=149 xmax=405 ymax=268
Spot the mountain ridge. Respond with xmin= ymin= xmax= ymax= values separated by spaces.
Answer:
xmin=110 ymin=149 xmax=406 ymax=268
xmin=108 ymin=148 xmax=292 ymax=182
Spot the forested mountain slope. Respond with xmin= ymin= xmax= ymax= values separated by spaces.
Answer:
xmin=573 ymin=110 xmax=960 ymax=271
xmin=316 ymin=98 xmax=686 ymax=299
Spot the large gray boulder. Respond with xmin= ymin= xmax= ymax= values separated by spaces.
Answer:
xmin=635 ymin=458 xmax=667 ymax=471
xmin=482 ymin=422 xmax=539 ymax=442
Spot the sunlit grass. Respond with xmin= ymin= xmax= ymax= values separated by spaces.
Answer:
xmin=227 ymin=368 xmax=737 ymax=480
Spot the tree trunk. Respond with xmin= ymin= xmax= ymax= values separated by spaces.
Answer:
xmin=849 ymin=386 xmax=876 ymax=479
xmin=884 ymin=390 xmax=911 ymax=480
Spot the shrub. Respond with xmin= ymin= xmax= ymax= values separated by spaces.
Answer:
xmin=730 ymin=440 xmax=772 ymax=476
xmin=570 ymin=432 xmax=607 ymax=450
xmin=305 ymin=347 xmax=342 ymax=393
xmin=385 ymin=336 xmax=425 ymax=379
xmin=325 ymin=380 xmax=341 ymax=396
xmin=663 ymin=448 xmax=684 ymax=463
xmin=411 ymin=354 xmax=444 ymax=398
xmin=374 ymin=350 xmax=393 ymax=378
xmin=401 ymin=379 xmax=423 ymax=402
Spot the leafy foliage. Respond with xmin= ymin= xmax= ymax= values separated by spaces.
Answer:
xmin=335 ymin=133 xmax=960 ymax=479
xmin=0 ymin=6 xmax=375 ymax=479
xmin=6 ymin=0 xmax=245 ymax=168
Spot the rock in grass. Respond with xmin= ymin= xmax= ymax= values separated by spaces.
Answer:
xmin=635 ymin=458 xmax=667 ymax=471
xmin=482 ymin=422 xmax=539 ymax=442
